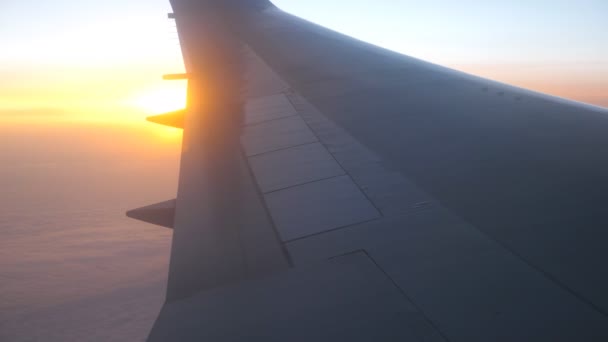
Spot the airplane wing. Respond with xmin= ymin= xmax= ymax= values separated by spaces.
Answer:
xmin=126 ymin=1 xmax=608 ymax=341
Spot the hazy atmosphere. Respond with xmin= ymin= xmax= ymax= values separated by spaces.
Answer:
xmin=1 ymin=0 xmax=607 ymax=340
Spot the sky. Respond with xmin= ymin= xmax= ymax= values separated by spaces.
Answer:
xmin=0 ymin=123 xmax=178 ymax=340
xmin=0 ymin=1 xmax=607 ymax=340
xmin=0 ymin=0 xmax=607 ymax=127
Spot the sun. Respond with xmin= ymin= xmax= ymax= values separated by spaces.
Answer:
xmin=128 ymin=81 xmax=187 ymax=115
xmin=123 ymin=82 xmax=187 ymax=141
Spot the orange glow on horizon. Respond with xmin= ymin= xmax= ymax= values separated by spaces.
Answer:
xmin=126 ymin=81 xmax=187 ymax=116
xmin=0 ymin=73 xmax=188 ymax=127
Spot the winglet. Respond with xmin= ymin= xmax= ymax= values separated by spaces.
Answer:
xmin=126 ymin=199 xmax=176 ymax=229
xmin=146 ymin=110 xmax=185 ymax=129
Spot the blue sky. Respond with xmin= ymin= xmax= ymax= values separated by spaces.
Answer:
xmin=276 ymin=0 xmax=608 ymax=64
xmin=3 ymin=0 xmax=607 ymax=64
xmin=1 ymin=0 xmax=607 ymax=120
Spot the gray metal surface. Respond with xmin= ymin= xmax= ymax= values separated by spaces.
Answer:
xmin=241 ymin=115 xmax=318 ymax=156
xmin=287 ymin=209 xmax=608 ymax=341
xmin=265 ymin=175 xmax=380 ymax=241
xmin=158 ymin=9 xmax=290 ymax=302
xmin=135 ymin=1 xmax=608 ymax=340
xmin=289 ymin=92 xmax=438 ymax=217
xmin=239 ymin=2 xmax=608 ymax=318
xmin=248 ymin=142 xmax=344 ymax=193
xmin=149 ymin=252 xmax=444 ymax=342
xmin=244 ymin=93 xmax=297 ymax=125
xmin=242 ymin=45 xmax=290 ymax=98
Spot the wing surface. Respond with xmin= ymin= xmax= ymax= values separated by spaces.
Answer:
xmin=126 ymin=1 xmax=608 ymax=340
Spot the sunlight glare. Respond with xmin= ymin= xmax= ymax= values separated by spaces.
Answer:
xmin=127 ymin=81 xmax=187 ymax=115
xmin=154 ymin=126 xmax=183 ymax=141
